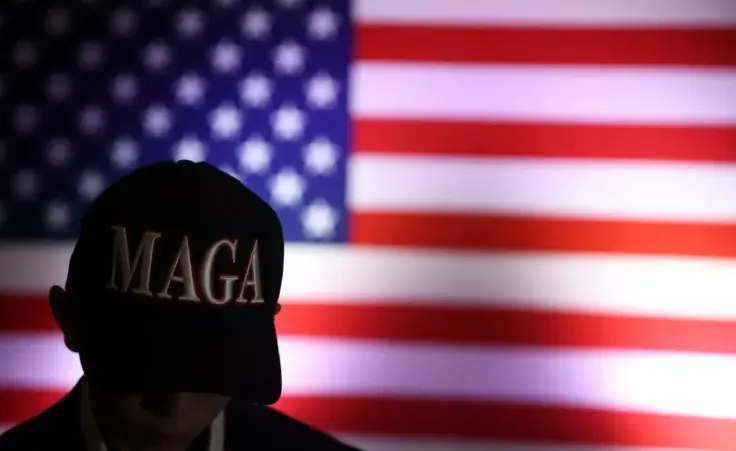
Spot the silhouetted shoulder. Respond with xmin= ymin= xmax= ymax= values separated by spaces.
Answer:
xmin=260 ymin=406 xmax=361 ymax=450
xmin=0 ymin=418 xmax=36 ymax=451
xmin=0 ymin=387 xmax=84 ymax=450
xmin=225 ymin=400 xmax=362 ymax=450
xmin=3 ymin=387 xmax=362 ymax=451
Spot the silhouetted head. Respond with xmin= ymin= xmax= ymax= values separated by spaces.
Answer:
xmin=50 ymin=161 xmax=284 ymax=450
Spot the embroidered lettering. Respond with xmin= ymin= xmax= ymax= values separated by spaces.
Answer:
xmin=105 ymin=226 xmax=264 ymax=305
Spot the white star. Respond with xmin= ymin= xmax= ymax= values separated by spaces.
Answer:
xmin=176 ymin=9 xmax=204 ymax=39
xmin=13 ymin=170 xmax=39 ymax=200
xmin=211 ymin=40 xmax=243 ymax=74
xmin=47 ymin=74 xmax=72 ymax=102
xmin=142 ymin=41 xmax=171 ymax=72
xmin=272 ymin=40 xmax=306 ymax=75
xmin=110 ymin=74 xmax=138 ymax=103
xmin=174 ymin=73 xmax=206 ymax=106
xmin=306 ymin=6 xmax=340 ymax=40
xmin=14 ymin=41 xmax=37 ymax=69
xmin=77 ymin=41 xmax=105 ymax=70
xmin=110 ymin=138 xmax=139 ymax=169
xmin=214 ymin=0 xmax=239 ymax=8
xmin=45 ymin=201 xmax=71 ymax=231
xmin=110 ymin=8 xmax=138 ymax=37
xmin=14 ymin=105 xmax=38 ymax=133
xmin=268 ymin=168 xmax=306 ymax=207
xmin=78 ymin=171 xmax=106 ymax=200
xmin=78 ymin=106 xmax=105 ymax=135
xmin=271 ymin=104 xmax=306 ymax=141
xmin=305 ymin=72 xmax=339 ymax=109
xmin=303 ymin=137 xmax=339 ymax=175
xmin=301 ymin=199 xmax=338 ymax=239
xmin=209 ymin=104 xmax=243 ymax=139
xmin=238 ymin=73 xmax=272 ymax=108
xmin=47 ymin=138 xmax=72 ymax=167
xmin=46 ymin=8 xmax=70 ymax=35
xmin=241 ymin=8 xmax=270 ymax=40
xmin=276 ymin=0 xmax=303 ymax=8
xmin=142 ymin=105 xmax=173 ymax=137
xmin=237 ymin=136 xmax=272 ymax=174
xmin=173 ymin=136 xmax=206 ymax=162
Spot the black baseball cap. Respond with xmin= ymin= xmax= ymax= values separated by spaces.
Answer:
xmin=65 ymin=160 xmax=284 ymax=404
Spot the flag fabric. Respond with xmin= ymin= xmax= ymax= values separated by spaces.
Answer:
xmin=1 ymin=0 xmax=736 ymax=449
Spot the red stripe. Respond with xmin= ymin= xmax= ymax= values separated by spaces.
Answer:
xmin=352 ymin=212 xmax=736 ymax=258
xmin=354 ymin=119 xmax=736 ymax=162
xmin=2 ymin=389 xmax=735 ymax=449
xmin=281 ymin=305 xmax=736 ymax=353
xmin=0 ymin=388 xmax=67 ymax=423
xmin=0 ymin=295 xmax=57 ymax=332
xmin=4 ymin=295 xmax=736 ymax=353
xmin=357 ymin=25 xmax=736 ymax=67
xmin=278 ymin=397 xmax=736 ymax=449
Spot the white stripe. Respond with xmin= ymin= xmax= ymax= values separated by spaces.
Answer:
xmin=4 ymin=244 xmax=736 ymax=320
xmin=339 ymin=435 xmax=720 ymax=451
xmin=350 ymin=155 xmax=736 ymax=221
xmin=2 ymin=334 xmax=736 ymax=419
xmin=355 ymin=0 xmax=736 ymax=27
xmin=352 ymin=63 xmax=736 ymax=125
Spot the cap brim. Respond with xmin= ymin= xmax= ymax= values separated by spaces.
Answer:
xmin=79 ymin=301 xmax=282 ymax=405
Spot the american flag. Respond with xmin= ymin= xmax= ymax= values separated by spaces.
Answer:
xmin=1 ymin=0 xmax=736 ymax=449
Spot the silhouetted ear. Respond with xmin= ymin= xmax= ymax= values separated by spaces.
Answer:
xmin=49 ymin=285 xmax=81 ymax=352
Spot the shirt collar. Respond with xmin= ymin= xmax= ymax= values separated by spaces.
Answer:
xmin=80 ymin=378 xmax=225 ymax=451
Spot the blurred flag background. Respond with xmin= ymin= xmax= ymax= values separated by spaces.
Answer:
xmin=2 ymin=0 xmax=736 ymax=449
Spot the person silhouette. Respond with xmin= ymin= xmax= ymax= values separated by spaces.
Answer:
xmin=0 ymin=161 xmax=359 ymax=451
